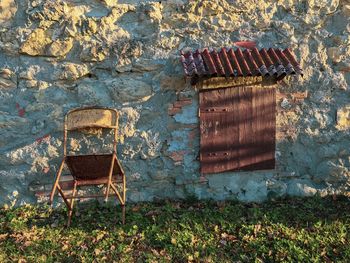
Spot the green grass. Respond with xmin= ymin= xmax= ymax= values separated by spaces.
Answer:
xmin=0 ymin=196 xmax=350 ymax=262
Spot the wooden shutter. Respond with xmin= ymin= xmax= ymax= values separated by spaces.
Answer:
xmin=199 ymin=86 xmax=275 ymax=174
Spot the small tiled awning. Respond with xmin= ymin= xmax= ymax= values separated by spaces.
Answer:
xmin=180 ymin=47 xmax=303 ymax=85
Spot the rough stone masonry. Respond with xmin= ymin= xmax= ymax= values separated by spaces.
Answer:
xmin=1 ymin=0 xmax=350 ymax=205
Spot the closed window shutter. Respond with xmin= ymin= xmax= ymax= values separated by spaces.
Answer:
xmin=199 ymin=86 xmax=276 ymax=174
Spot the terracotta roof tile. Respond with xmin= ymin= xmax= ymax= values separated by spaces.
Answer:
xmin=180 ymin=47 xmax=302 ymax=84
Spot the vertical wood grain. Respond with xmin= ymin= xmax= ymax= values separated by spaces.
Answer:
xmin=199 ymin=86 xmax=275 ymax=174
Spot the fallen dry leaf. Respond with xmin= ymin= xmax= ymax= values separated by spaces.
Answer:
xmin=145 ymin=210 xmax=161 ymax=217
xmin=94 ymin=248 xmax=101 ymax=256
xmin=0 ymin=233 xmax=8 ymax=241
xmin=131 ymin=205 xmax=141 ymax=212
xmin=254 ymin=224 xmax=262 ymax=236
xmin=221 ymin=232 xmax=238 ymax=242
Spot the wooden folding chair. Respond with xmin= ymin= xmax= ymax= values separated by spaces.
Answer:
xmin=49 ymin=107 xmax=126 ymax=226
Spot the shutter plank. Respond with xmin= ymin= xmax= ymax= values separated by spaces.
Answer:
xmin=227 ymin=87 xmax=239 ymax=171
xmin=263 ymin=87 xmax=276 ymax=169
xmin=199 ymin=89 xmax=239 ymax=174
xmin=200 ymin=91 xmax=218 ymax=174
xmin=252 ymin=86 xmax=266 ymax=170
xmin=238 ymin=86 xmax=254 ymax=169
xmin=247 ymin=87 xmax=276 ymax=170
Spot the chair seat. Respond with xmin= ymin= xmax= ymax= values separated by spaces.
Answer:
xmin=66 ymin=154 xmax=123 ymax=181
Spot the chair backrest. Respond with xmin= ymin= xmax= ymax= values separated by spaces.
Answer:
xmin=63 ymin=107 xmax=119 ymax=155
xmin=66 ymin=108 xmax=118 ymax=130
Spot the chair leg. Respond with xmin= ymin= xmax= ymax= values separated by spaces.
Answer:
xmin=49 ymin=159 xmax=65 ymax=205
xmin=105 ymin=155 xmax=115 ymax=202
xmin=122 ymin=173 xmax=126 ymax=203
xmin=122 ymin=173 xmax=126 ymax=224
xmin=57 ymin=185 xmax=70 ymax=208
xmin=67 ymin=182 xmax=77 ymax=227
xmin=122 ymin=204 xmax=125 ymax=225
xmin=110 ymin=183 xmax=125 ymax=224
xmin=105 ymin=180 xmax=111 ymax=203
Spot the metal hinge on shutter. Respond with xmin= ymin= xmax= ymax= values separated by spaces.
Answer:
xmin=199 ymin=107 xmax=233 ymax=113
xmin=207 ymin=152 xmax=230 ymax=157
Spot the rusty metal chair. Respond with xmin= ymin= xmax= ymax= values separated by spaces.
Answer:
xmin=49 ymin=107 xmax=126 ymax=226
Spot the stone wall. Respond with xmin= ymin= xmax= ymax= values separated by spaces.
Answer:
xmin=1 ymin=0 xmax=350 ymax=205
